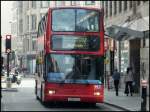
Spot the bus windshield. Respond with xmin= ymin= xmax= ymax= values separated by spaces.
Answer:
xmin=46 ymin=54 xmax=103 ymax=84
xmin=52 ymin=9 xmax=99 ymax=32
xmin=52 ymin=35 xmax=100 ymax=51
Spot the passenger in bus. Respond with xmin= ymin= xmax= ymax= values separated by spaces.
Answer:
xmin=66 ymin=65 xmax=81 ymax=79
xmin=49 ymin=59 xmax=60 ymax=73
xmin=112 ymin=69 xmax=120 ymax=96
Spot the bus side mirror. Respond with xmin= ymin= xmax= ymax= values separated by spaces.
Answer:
xmin=36 ymin=57 xmax=43 ymax=64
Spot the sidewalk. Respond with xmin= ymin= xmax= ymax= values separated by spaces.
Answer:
xmin=23 ymin=73 xmax=35 ymax=78
xmin=1 ymin=82 xmax=18 ymax=91
xmin=104 ymin=88 xmax=149 ymax=111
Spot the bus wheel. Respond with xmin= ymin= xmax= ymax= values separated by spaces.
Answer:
xmin=88 ymin=103 xmax=96 ymax=107
xmin=35 ymin=80 xmax=38 ymax=94
xmin=36 ymin=95 xmax=39 ymax=100
xmin=40 ymin=85 xmax=47 ymax=105
xmin=35 ymin=81 xmax=39 ymax=100
xmin=36 ymin=89 xmax=39 ymax=100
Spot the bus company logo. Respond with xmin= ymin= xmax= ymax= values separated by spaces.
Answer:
xmin=94 ymin=85 xmax=101 ymax=89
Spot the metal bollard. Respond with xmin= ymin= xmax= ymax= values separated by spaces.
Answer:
xmin=141 ymin=80 xmax=147 ymax=111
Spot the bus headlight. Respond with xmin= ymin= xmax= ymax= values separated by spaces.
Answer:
xmin=48 ymin=90 xmax=55 ymax=95
xmin=94 ymin=92 xmax=100 ymax=96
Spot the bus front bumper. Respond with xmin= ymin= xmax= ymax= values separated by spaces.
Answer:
xmin=44 ymin=94 xmax=104 ymax=103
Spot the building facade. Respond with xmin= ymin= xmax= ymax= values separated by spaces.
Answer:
xmin=100 ymin=1 xmax=149 ymax=93
xmin=12 ymin=1 xmax=149 ymax=93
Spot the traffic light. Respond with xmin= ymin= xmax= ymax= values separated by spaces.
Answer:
xmin=5 ymin=35 xmax=11 ymax=53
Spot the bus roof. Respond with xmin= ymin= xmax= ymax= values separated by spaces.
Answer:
xmin=48 ymin=6 xmax=103 ymax=12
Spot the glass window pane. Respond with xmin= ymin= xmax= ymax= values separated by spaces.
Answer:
xmin=124 ymin=1 xmax=127 ymax=11
xmin=85 ymin=1 xmax=95 ymax=5
xmin=32 ymin=39 xmax=36 ymax=50
xmin=41 ymin=1 xmax=49 ymax=8
xmin=46 ymin=54 xmax=102 ymax=84
xmin=137 ymin=1 xmax=140 ymax=5
xmin=31 ymin=15 xmax=37 ymax=30
xmin=52 ymin=9 xmax=75 ymax=31
xmin=52 ymin=9 xmax=99 ymax=32
xmin=109 ymin=1 xmax=112 ymax=16
xmin=56 ymin=1 xmax=62 ymax=6
xmin=51 ymin=35 xmax=100 ymax=51
xmin=26 ymin=16 xmax=29 ymax=31
xmin=76 ymin=9 xmax=99 ymax=32
xmin=130 ymin=1 xmax=132 ymax=9
xmin=119 ymin=1 xmax=122 ymax=13
xmin=114 ymin=1 xmax=117 ymax=15
xmin=31 ymin=1 xmax=36 ymax=8
xmin=71 ymin=1 xmax=76 ymax=6
xmin=105 ymin=1 xmax=108 ymax=18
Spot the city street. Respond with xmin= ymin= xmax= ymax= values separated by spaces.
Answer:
xmin=1 ymin=77 xmax=124 ymax=111
xmin=1 ymin=1 xmax=149 ymax=112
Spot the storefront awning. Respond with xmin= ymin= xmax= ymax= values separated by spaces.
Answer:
xmin=105 ymin=25 xmax=144 ymax=41
xmin=105 ymin=17 xmax=149 ymax=41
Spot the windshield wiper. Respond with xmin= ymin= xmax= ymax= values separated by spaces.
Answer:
xmin=59 ymin=79 xmax=66 ymax=85
xmin=85 ymin=80 xmax=90 ymax=85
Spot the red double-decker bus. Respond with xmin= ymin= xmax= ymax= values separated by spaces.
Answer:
xmin=35 ymin=7 xmax=104 ymax=105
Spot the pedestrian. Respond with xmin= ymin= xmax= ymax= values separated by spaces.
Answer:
xmin=124 ymin=67 xmax=134 ymax=96
xmin=112 ymin=69 xmax=120 ymax=96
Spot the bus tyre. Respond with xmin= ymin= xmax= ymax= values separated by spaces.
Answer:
xmin=89 ymin=103 xmax=96 ymax=107
xmin=36 ymin=95 xmax=39 ymax=100
xmin=35 ymin=80 xmax=39 ymax=100
xmin=36 ymin=92 xmax=39 ymax=100
xmin=35 ymin=88 xmax=39 ymax=100
xmin=40 ymin=85 xmax=46 ymax=105
xmin=35 ymin=80 xmax=37 ymax=94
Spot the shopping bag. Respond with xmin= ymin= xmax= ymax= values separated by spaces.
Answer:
xmin=132 ymin=81 xmax=135 ymax=86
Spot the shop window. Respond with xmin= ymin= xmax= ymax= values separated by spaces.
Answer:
xmin=105 ymin=1 xmax=108 ymax=18
xmin=137 ymin=1 xmax=140 ymax=5
xmin=130 ymin=1 xmax=132 ymax=9
xmin=71 ymin=1 xmax=76 ymax=6
xmin=109 ymin=1 xmax=112 ymax=17
xmin=124 ymin=1 xmax=127 ymax=11
xmin=31 ymin=1 xmax=36 ymax=8
xmin=41 ymin=1 xmax=49 ymax=8
xmin=31 ymin=15 xmax=37 ymax=30
xmin=119 ymin=1 xmax=122 ymax=13
xmin=114 ymin=1 xmax=117 ymax=15
xmin=85 ymin=1 xmax=95 ymax=5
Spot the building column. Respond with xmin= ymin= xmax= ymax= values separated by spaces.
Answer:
xmin=118 ymin=41 xmax=121 ymax=73
xmin=129 ymin=39 xmax=141 ymax=93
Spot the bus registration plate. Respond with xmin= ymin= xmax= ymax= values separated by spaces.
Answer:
xmin=68 ymin=98 xmax=80 ymax=101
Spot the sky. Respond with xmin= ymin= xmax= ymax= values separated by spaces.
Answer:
xmin=1 ymin=1 xmax=13 ymax=35
xmin=1 ymin=1 xmax=13 ymax=52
